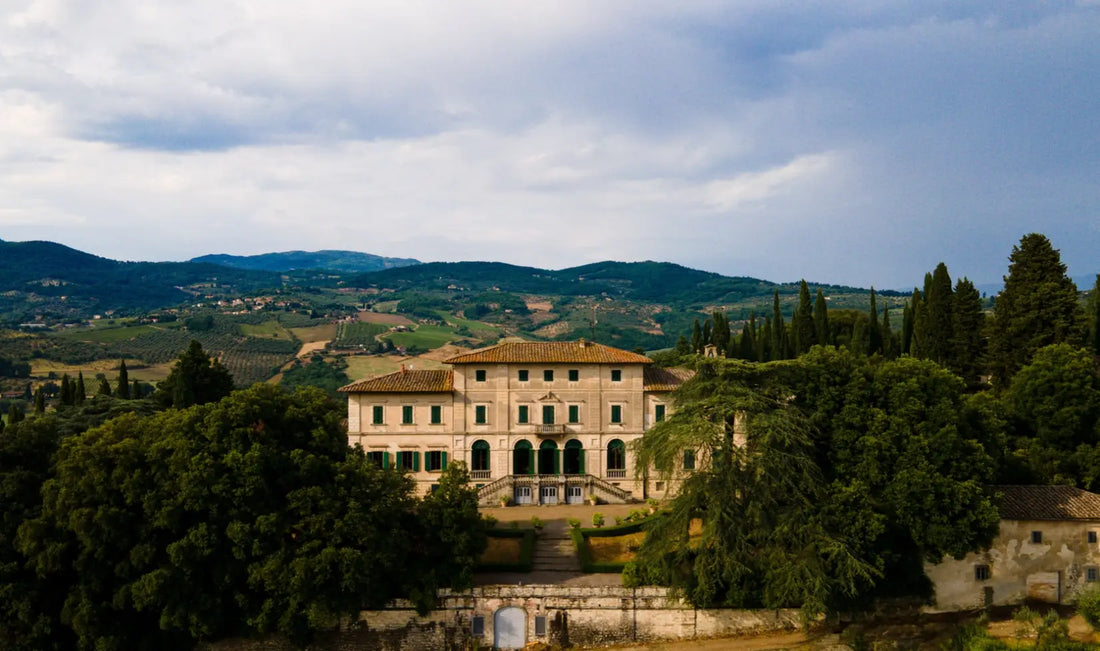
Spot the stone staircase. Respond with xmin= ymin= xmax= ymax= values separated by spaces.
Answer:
xmin=531 ymin=521 xmax=581 ymax=573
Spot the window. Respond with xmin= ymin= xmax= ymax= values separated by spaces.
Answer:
xmin=366 ymin=451 xmax=387 ymax=468
xmin=372 ymin=405 xmax=384 ymax=425
xmin=610 ymin=404 xmax=622 ymax=424
xmin=518 ymin=369 xmax=529 ymax=382
xmin=402 ymin=405 xmax=413 ymax=425
xmin=974 ymin=564 xmax=990 ymax=581
xmin=607 ymin=439 xmax=625 ymax=471
xmin=475 ymin=369 xmax=486 ymax=382
xmin=1088 ymin=566 xmax=1099 ymax=582
xmin=534 ymin=615 xmax=547 ymax=637
xmin=397 ymin=451 xmax=419 ymax=471
xmin=1089 ymin=531 xmax=1097 ymax=544
xmin=1031 ymin=531 xmax=1043 ymax=544
xmin=430 ymin=405 xmax=442 ymax=424
xmin=568 ymin=369 xmax=579 ymax=382
xmin=544 ymin=369 xmax=554 ymax=382
xmin=655 ymin=404 xmax=666 ymax=422
xmin=542 ymin=405 xmax=555 ymax=424
xmin=683 ymin=449 xmax=695 ymax=470
xmin=611 ymin=369 xmax=622 ymax=382
xmin=475 ymin=404 xmax=487 ymax=424
xmin=568 ymin=404 xmax=579 ymax=423
xmin=518 ymin=405 xmax=528 ymax=424
xmin=426 ymin=450 xmax=447 ymax=472
xmin=471 ymin=616 xmax=485 ymax=636
xmin=471 ymin=440 xmax=490 ymax=472
xmin=430 ymin=484 xmax=440 ymax=493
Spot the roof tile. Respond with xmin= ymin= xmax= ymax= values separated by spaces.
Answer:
xmin=643 ymin=366 xmax=695 ymax=391
xmin=993 ymin=485 xmax=1100 ymax=521
xmin=443 ymin=341 xmax=652 ymax=365
xmin=339 ymin=369 xmax=453 ymax=393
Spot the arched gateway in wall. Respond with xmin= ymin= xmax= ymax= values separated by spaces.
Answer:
xmin=493 ymin=606 xmax=526 ymax=649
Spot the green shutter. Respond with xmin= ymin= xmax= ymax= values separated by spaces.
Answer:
xmin=382 ymin=451 xmax=389 ymax=469
xmin=396 ymin=451 xmax=404 ymax=469
xmin=553 ymin=449 xmax=560 ymax=475
xmin=413 ymin=451 xmax=420 ymax=471
xmin=528 ymin=449 xmax=535 ymax=474
xmin=441 ymin=451 xmax=448 ymax=470
xmin=578 ymin=449 xmax=585 ymax=474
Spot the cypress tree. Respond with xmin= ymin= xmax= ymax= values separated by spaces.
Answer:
xmin=97 ymin=377 xmax=112 ymax=397
xmin=882 ymin=301 xmax=896 ymax=359
xmin=762 ymin=315 xmax=773 ymax=362
xmin=132 ymin=379 xmax=143 ymax=399
xmin=712 ymin=312 xmax=731 ymax=353
xmin=951 ymin=277 xmax=986 ymax=389
xmin=7 ymin=403 xmax=23 ymax=424
xmin=1090 ymin=274 xmax=1100 ymax=355
xmin=794 ymin=280 xmax=815 ymax=354
xmin=690 ymin=318 xmax=703 ymax=353
xmin=75 ymin=371 xmax=86 ymax=404
xmin=701 ymin=319 xmax=712 ymax=351
xmin=988 ymin=233 xmax=1086 ymax=387
xmin=901 ymin=300 xmax=914 ymax=354
xmin=675 ymin=335 xmax=692 ymax=356
xmin=738 ymin=323 xmax=755 ymax=360
xmin=33 ymin=387 xmax=45 ymax=414
xmin=60 ymin=374 xmax=73 ymax=406
xmin=116 ymin=360 xmax=131 ymax=399
xmin=771 ymin=291 xmax=787 ymax=360
xmin=814 ymin=289 xmax=829 ymax=347
xmin=910 ymin=289 xmax=927 ymax=359
xmin=867 ymin=288 xmax=882 ymax=356
xmin=924 ymin=262 xmax=955 ymax=364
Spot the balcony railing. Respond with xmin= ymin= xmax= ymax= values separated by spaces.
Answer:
xmin=537 ymin=424 xmax=565 ymax=435
xmin=606 ymin=469 xmax=626 ymax=479
xmin=470 ymin=469 xmax=492 ymax=480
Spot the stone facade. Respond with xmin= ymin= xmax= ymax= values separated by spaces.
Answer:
xmin=925 ymin=485 xmax=1100 ymax=611
xmin=201 ymin=585 xmax=802 ymax=651
xmin=341 ymin=341 xmax=692 ymax=501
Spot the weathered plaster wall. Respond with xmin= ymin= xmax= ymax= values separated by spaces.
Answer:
xmin=201 ymin=585 xmax=801 ymax=650
xmin=926 ymin=518 xmax=1100 ymax=612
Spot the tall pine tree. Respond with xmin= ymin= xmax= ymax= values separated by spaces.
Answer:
xmin=882 ymin=302 xmax=896 ymax=359
xmin=910 ymin=289 xmax=927 ymax=359
xmin=1089 ymin=274 xmax=1100 ymax=356
xmin=867 ymin=289 xmax=882 ymax=356
xmin=988 ymin=233 xmax=1086 ymax=387
xmin=75 ymin=371 xmax=86 ymax=405
xmin=116 ymin=360 xmax=131 ymax=399
xmin=901 ymin=300 xmax=914 ymax=355
xmin=951 ymin=277 xmax=986 ymax=389
xmin=924 ymin=263 xmax=955 ymax=364
xmin=771 ymin=291 xmax=788 ymax=360
xmin=60 ymin=374 xmax=73 ymax=406
xmin=813 ymin=288 xmax=829 ymax=347
xmin=793 ymin=280 xmax=815 ymax=354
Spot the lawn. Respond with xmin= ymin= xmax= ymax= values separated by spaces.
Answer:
xmin=586 ymin=531 xmax=646 ymax=564
xmin=343 ymin=354 xmax=447 ymax=381
xmin=58 ymin=324 xmax=163 ymax=343
xmin=479 ymin=537 xmax=523 ymax=565
xmin=434 ymin=311 xmax=505 ymax=339
xmin=240 ymin=321 xmax=295 ymax=340
xmin=385 ymin=324 xmax=458 ymax=350
xmin=290 ymin=323 xmax=339 ymax=344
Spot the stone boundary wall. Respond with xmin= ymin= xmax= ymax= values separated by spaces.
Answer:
xmin=201 ymin=585 xmax=802 ymax=650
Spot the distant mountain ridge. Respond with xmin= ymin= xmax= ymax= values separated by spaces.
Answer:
xmin=191 ymin=250 xmax=420 ymax=273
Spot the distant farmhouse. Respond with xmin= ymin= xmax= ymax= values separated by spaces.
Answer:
xmin=928 ymin=485 xmax=1100 ymax=611
xmin=340 ymin=340 xmax=692 ymax=505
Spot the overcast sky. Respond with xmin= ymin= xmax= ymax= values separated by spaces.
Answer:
xmin=1 ymin=1 xmax=1098 ymax=289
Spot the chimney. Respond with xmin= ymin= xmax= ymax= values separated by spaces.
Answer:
xmin=401 ymin=364 xmax=407 ymax=374
xmin=579 ymin=338 xmax=587 ymax=348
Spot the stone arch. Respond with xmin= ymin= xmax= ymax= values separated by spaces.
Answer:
xmin=493 ymin=606 xmax=526 ymax=649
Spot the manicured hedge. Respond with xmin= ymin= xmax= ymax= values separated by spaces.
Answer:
xmin=571 ymin=517 xmax=658 ymax=573
xmin=476 ymin=529 xmax=536 ymax=573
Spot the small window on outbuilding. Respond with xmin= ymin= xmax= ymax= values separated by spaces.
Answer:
xmin=1089 ymin=531 xmax=1098 ymax=544
xmin=611 ymin=369 xmax=622 ymax=382
xmin=1088 ymin=566 xmax=1099 ymax=582
xmin=1031 ymin=531 xmax=1043 ymax=544
xmin=683 ymin=449 xmax=695 ymax=471
xmin=655 ymin=404 xmax=666 ymax=422
xmin=974 ymin=564 xmax=990 ymax=581
xmin=534 ymin=615 xmax=547 ymax=637
xmin=471 ymin=616 xmax=485 ymax=636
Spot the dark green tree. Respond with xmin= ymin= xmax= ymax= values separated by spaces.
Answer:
xmin=738 ymin=323 xmax=755 ymax=361
xmin=59 ymin=375 xmax=73 ymax=407
xmin=75 ymin=373 xmax=86 ymax=405
xmin=711 ymin=312 xmax=731 ymax=354
xmin=901 ymin=300 xmax=914 ymax=355
xmin=7 ymin=403 xmax=25 ymax=425
xmin=690 ymin=318 xmax=703 ymax=354
xmin=32 ymin=388 xmax=44 ymax=414
xmin=910 ymin=289 xmax=927 ymax=359
xmin=988 ymin=233 xmax=1086 ymax=387
xmin=881 ymin=302 xmax=896 ymax=359
xmin=701 ymin=319 xmax=712 ymax=352
xmin=153 ymin=340 xmax=234 ymax=409
xmin=96 ymin=377 xmax=111 ymax=397
xmin=951 ymin=278 xmax=986 ymax=389
xmin=674 ymin=335 xmax=692 ymax=357
xmin=813 ymin=289 xmax=829 ymax=347
xmin=131 ymin=379 xmax=143 ymax=399
xmin=867 ymin=289 xmax=882 ymax=356
xmin=1089 ymin=274 xmax=1100 ymax=356
xmin=923 ymin=263 xmax=955 ymax=365
xmin=115 ymin=361 xmax=130 ymax=399
xmin=771 ymin=291 xmax=788 ymax=360
xmin=793 ymin=280 xmax=815 ymax=355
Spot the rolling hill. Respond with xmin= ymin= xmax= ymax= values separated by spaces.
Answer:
xmin=191 ymin=250 xmax=420 ymax=273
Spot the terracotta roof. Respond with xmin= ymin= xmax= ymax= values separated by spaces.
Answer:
xmin=443 ymin=341 xmax=652 ymax=365
xmin=339 ymin=369 xmax=453 ymax=393
xmin=993 ymin=485 xmax=1100 ymax=521
xmin=643 ymin=366 xmax=695 ymax=392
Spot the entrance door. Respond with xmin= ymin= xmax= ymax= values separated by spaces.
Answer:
xmin=494 ymin=607 xmax=526 ymax=650
xmin=566 ymin=486 xmax=583 ymax=504
xmin=513 ymin=440 xmax=533 ymax=475
xmin=563 ymin=439 xmax=584 ymax=475
xmin=540 ymin=485 xmax=558 ymax=505
xmin=538 ymin=440 xmax=559 ymax=475
xmin=514 ymin=486 xmax=532 ymax=505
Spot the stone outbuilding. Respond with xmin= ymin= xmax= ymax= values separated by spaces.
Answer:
xmin=926 ymin=485 xmax=1100 ymax=611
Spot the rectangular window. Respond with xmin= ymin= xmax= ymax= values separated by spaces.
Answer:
xmin=683 ymin=449 xmax=695 ymax=470
xmin=544 ymin=369 xmax=554 ymax=382
xmin=475 ymin=369 xmax=486 ymax=382
xmin=518 ymin=369 xmax=529 ymax=382
xmin=518 ymin=405 xmax=528 ymax=424
xmin=426 ymin=450 xmax=447 ymax=472
xmin=611 ymin=369 xmax=622 ymax=382
xmin=568 ymin=369 xmax=579 ymax=382
xmin=610 ymin=404 xmax=622 ymax=423
xmin=398 ymin=451 xmax=418 ymax=471
xmin=475 ymin=404 xmax=487 ymax=424
xmin=1031 ymin=531 xmax=1043 ymax=544
xmin=1089 ymin=567 xmax=1099 ymax=582
xmin=974 ymin=564 xmax=990 ymax=581
xmin=402 ymin=405 xmax=414 ymax=424
xmin=543 ymin=405 xmax=555 ymax=424
xmin=430 ymin=405 xmax=442 ymax=424
xmin=1089 ymin=531 xmax=1097 ymax=544
xmin=372 ymin=405 xmax=384 ymax=424
xmin=366 ymin=451 xmax=387 ymax=468
xmin=655 ymin=404 xmax=666 ymax=422
xmin=472 ymin=616 xmax=485 ymax=636
xmin=534 ymin=615 xmax=547 ymax=637
xmin=568 ymin=404 xmax=579 ymax=423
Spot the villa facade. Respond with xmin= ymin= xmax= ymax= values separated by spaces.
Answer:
xmin=340 ymin=340 xmax=692 ymax=504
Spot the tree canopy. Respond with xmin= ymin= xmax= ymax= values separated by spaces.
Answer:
xmin=153 ymin=340 xmax=235 ymax=408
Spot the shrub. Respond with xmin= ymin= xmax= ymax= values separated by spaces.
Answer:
xmin=1079 ymin=584 xmax=1100 ymax=630
xmin=592 ymin=512 xmax=605 ymax=528
xmin=530 ymin=516 xmax=544 ymax=530
xmin=482 ymin=515 xmax=498 ymax=529
xmin=614 ymin=516 xmax=623 ymax=525
xmin=567 ymin=518 xmax=581 ymax=529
